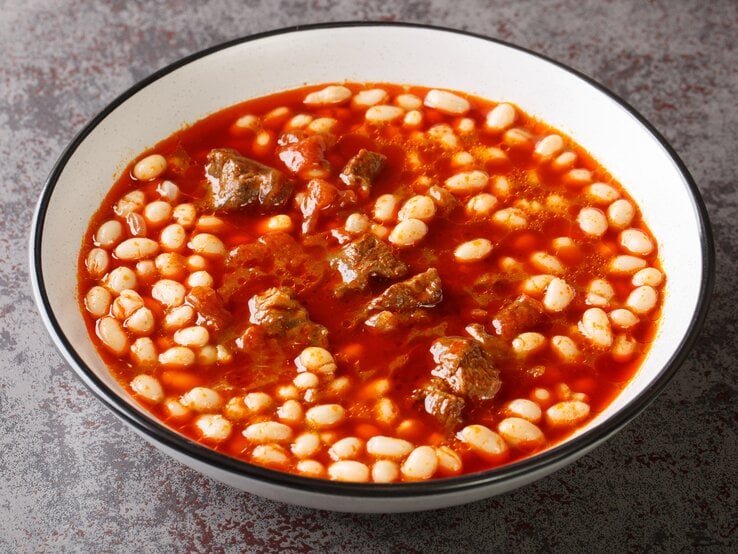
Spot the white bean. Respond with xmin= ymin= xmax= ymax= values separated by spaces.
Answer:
xmin=160 ymin=224 xmax=187 ymax=251
xmin=143 ymin=201 xmax=172 ymax=227
xmin=133 ymin=154 xmax=167 ymax=181
xmin=244 ymin=392 xmax=273 ymax=414
xmin=114 ymin=190 xmax=146 ymax=217
xmin=586 ymin=279 xmax=615 ymax=307
xmin=130 ymin=337 xmax=157 ymax=366
xmin=286 ymin=114 xmax=313 ymax=130
xmin=398 ymin=196 xmax=436 ymax=222
xmin=388 ymin=218 xmax=428 ymax=247
xmin=445 ymin=170 xmax=489 ymax=195
xmin=265 ymin=214 xmax=293 ymax=233
xmin=173 ymin=203 xmax=197 ymax=228
xmin=223 ymin=397 xmax=248 ymax=420
xmin=620 ymin=228 xmax=654 ymax=255
xmin=304 ymin=85 xmax=352 ymax=106
xmin=424 ymin=89 xmax=470 ymax=114
xmin=124 ymin=307 xmax=155 ymax=336
xmin=512 ymin=332 xmax=547 ymax=356
xmin=579 ymin=308 xmax=613 ymax=348
xmin=305 ymin=404 xmax=345 ymax=429
xmin=498 ymin=417 xmax=545 ymax=449
xmin=195 ymin=414 xmax=232 ymax=441
xmin=372 ymin=460 xmax=400 ymax=483
xmin=403 ymin=110 xmax=423 ymax=127
xmin=534 ymin=134 xmax=564 ymax=158
xmin=633 ymin=267 xmax=663 ymax=287
xmin=353 ymin=88 xmax=388 ymax=107
xmin=329 ymin=437 xmax=363 ymax=461
xmin=586 ymin=183 xmax=620 ymax=204
xmin=401 ymin=446 xmax=438 ymax=480
xmin=85 ymin=286 xmax=112 ymax=318
xmin=293 ymin=372 xmax=319 ymax=390
xmin=243 ymin=421 xmax=293 ymax=444
xmin=94 ymin=220 xmax=123 ymax=248
xmin=454 ymin=239 xmax=493 ymax=262
xmin=485 ymin=103 xmax=516 ymax=132
xmin=459 ymin=424 xmax=509 ymax=461
xmin=130 ymin=374 xmax=163 ymax=404
xmin=493 ymin=208 xmax=528 ymax=229
xmin=174 ymin=326 xmax=210 ymax=348
xmin=626 ymin=285 xmax=658 ymax=314
xmin=291 ymin=432 xmax=321 ymax=459
xmin=197 ymin=345 xmax=217 ymax=365
xmin=328 ymin=460 xmax=370 ymax=482
xmin=375 ymin=398 xmax=399 ymax=426
xmin=114 ymin=238 xmax=159 ymax=261
xmin=189 ymin=233 xmax=226 ymax=258
xmin=373 ymin=194 xmax=398 ymax=223
xmin=159 ymin=346 xmax=195 ymax=367
xmin=125 ymin=212 xmax=147 ymax=237
xmin=522 ymin=274 xmax=555 ymax=296
xmin=96 ymin=316 xmax=129 ymax=356
xmin=607 ymin=199 xmax=635 ymax=228
xmin=435 ymin=446 xmax=463 ymax=476
xmin=612 ymin=334 xmax=637 ymax=362
xmin=551 ymin=335 xmax=581 ymax=362
xmin=505 ymin=399 xmax=542 ymax=423
xmin=546 ymin=401 xmax=590 ymax=427
xmin=156 ymin=180 xmax=180 ymax=202
xmin=366 ymin=105 xmax=404 ymax=123
xmin=609 ymin=308 xmax=640 ymax=329
xmin=252 ymin=444 xmax=290 ymax=468
xmin=297 ymin=347 xmax=337 ymax=374
xmin=577 ymin=207 xmax=608 ymax=237
xmin=345 ymin=213 xmax=370 ymax=234
xmin=163 ymin=305 xmax=195 ymax=330
xmin=104 ymin=266 xmax=138 ymax=294
xmin=609 ymin=255 xmax=647 ymax=275
xmin=395 ymin=93 xmax=422 ymax=110
xmin=530 ymin=252 xmax=564 ymax=275
xmin=277 ymin=399 xmax=304 ymax=425
xmin=466 ymin=193 xmax=498 ymax=218
xmin=296 ymin=460 xmax=326 ymax=477
xmin=503 ymin=128 xmax=534 ymax=148
xmin=186 ymin=270 xmax=214 ymax=288
xmin=85 ymin=248 xmax=110 ymax=278
xmin=155 ymin=252 xmax=186 ymax=278
xmin=543 ymin=277 xmax=575 ymax=311
xmin=151 ymin=279 xmax=186 ymax=307
xmin=366 ymin=436 xmax=414 ymax=460
xmin=564 ymin=168 xmax=593 ymax=187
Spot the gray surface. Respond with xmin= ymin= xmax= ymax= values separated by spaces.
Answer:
xmin=1 ymin=0 xmax=736 ymax=551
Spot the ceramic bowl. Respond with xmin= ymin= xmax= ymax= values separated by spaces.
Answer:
xmin=30 ymin=22 xmax=713 ymax=512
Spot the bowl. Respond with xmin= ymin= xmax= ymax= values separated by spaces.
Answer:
xmin=30 ymin=22 xmax=713 ymax=512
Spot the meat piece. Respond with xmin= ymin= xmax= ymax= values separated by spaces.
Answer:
xmin=202 ymin=148 xmax=293 ymax=213
xmin=465 ymin=323 xmax=510 ymax=362
xmin=368 ymin=268 xmax=442 ymax=312
xmin=299 ymin=178 xmax=357 ymax=235
xmin=277 ymin=131 xmax=331 ymax=178
xmin=331 ymin=234 xmax=408 ymax=295
xmin=429 ymin=336 xmax=501 ymax=402
xmin=414 ymin=379 xmax=466 ymax=431
xmin=218 ymin=233 xmax=328 ymax=302
xmin=491 ymin=294 xmax=545 ymax=340
xmin=339 ymin=149 xmax=386 ymax=197
xmin=247 ymin=287 xmax=328 ymax=347
xmin=186 ymin=286 xmax=230 ymax=332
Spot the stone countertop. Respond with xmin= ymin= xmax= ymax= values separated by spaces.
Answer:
xmin=1 ymin=1 xmax=736 ymax=551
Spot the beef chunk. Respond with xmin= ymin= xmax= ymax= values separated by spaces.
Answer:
xmin=368 ymin=268 xmax=443 ymax=313
xmin=465 ymin=323 xmax=510 ymax=362
xmin=186 ymin=286 xmax=230 ymax=332
xmin=429 ymin=336 xmax=501 ymax=402
xmin=491 ymin=294 xmax=544 ymax=340
xmin=331 ymin=234 xmax=408 ymax=295
xmin=299 ymin=178 xmax=357 ymax=235
xmin=247 ymin=287 xmax=328 ymax=347
xmin=202 ymin=148 xmax=293 ymax=213
xmin=339 ymin=149 xmax=386 ymax=197
xmin=414 ymin=379 xmax=466 ymax=431
xmin=219 ymin=233 xmax=328 ymax=302
xmin=277 ymin=131 xmax=331 ymax=178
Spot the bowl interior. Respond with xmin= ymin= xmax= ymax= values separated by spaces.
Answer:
xmin=34 ymin=25 xmax=707 ymax=471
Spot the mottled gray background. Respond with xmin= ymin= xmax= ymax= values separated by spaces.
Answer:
xmin=1 ymin=0 xmax=736 ymax=552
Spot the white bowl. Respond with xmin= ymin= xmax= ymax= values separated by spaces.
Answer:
xmin=30 ymin=23 xmax=713 ymax=512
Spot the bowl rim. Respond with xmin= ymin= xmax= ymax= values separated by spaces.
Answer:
xmin=30 ymin=21 xmax=715 ymax=498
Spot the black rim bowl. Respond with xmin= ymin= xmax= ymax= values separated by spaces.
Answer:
xmin=30 ymin=21 xmax=715 ymax=500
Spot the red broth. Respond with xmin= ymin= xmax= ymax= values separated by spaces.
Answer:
xmin=78 ymin=83 xmax=663 ymax=482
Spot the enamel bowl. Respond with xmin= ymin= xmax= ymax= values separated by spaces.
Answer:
xmin=30 ymin=23 xmax=713 ymax=512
